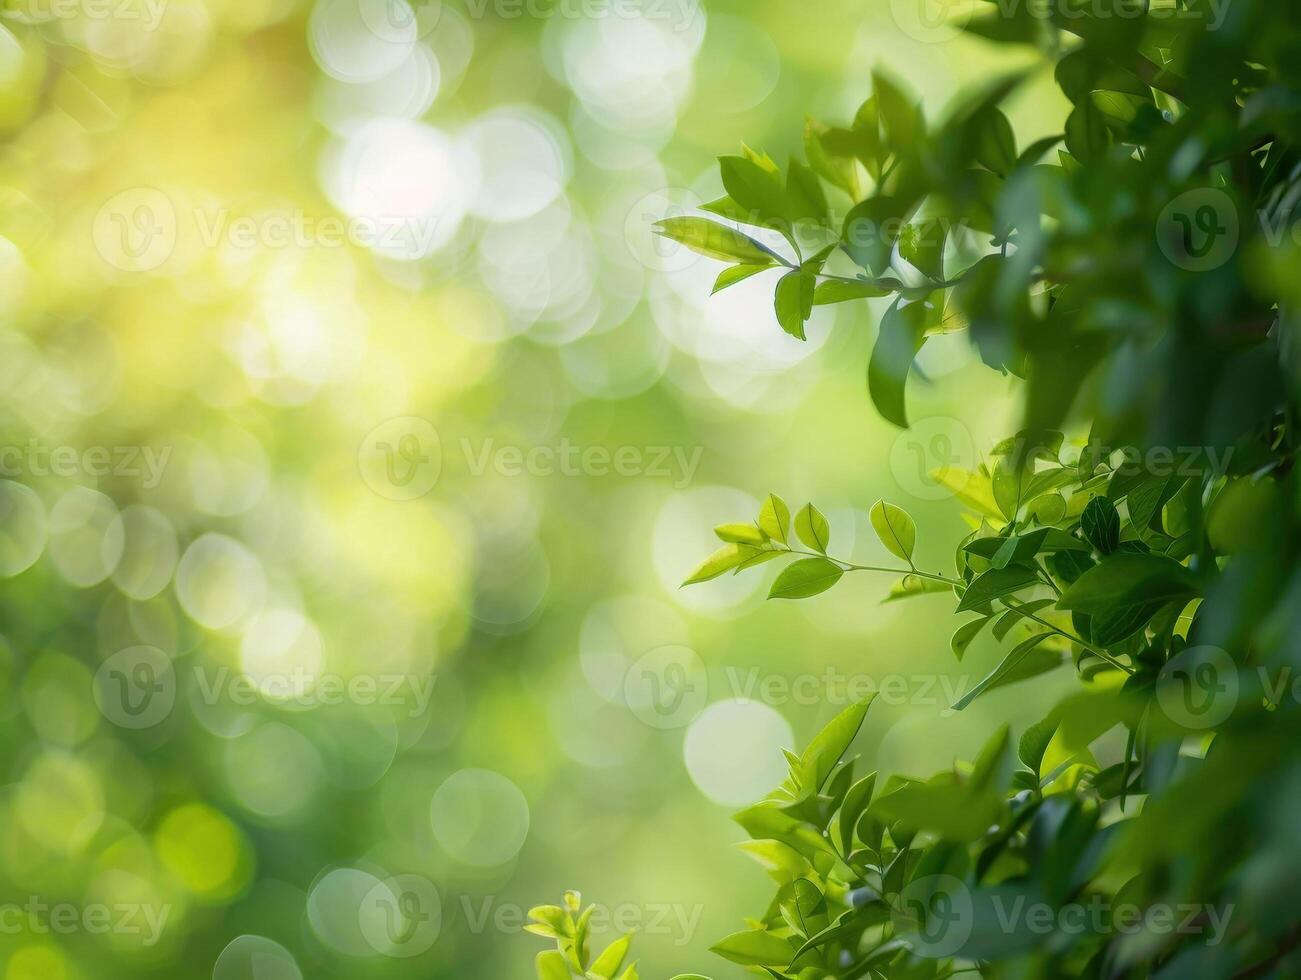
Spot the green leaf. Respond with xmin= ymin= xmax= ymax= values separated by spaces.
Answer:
xmin=813 ymin=278 xmax=890 ymax=305
xmin=775 ymin=267 xmax=816 ymax=340
xmin=683 ymin=544 xmax=764 ymax=586
xmin=653 ymin=217 xmax=780 ymax=265
xmin=719 ymin=155 xmax=794 ymax=228
xmin=759 ymin=494 xmax=791 ymax=544
xmin=769 ymin=557 xmax=844 ymax=599
xmin=867 ymin=299 xmax=928 ymax=427
xmin=796 ymin=699 xmax=874 ymax=794
xmin=955 ymin=565 xmax=1039 ymax=613
xmin=781 ymin=878 xmax=828 ymax=938
xmin=527 ymin=905 xmax=569 ymax=940
xmin=1080 ymin=496 xmax=1120 ymax=554
xmin=710 ymin=929 xmax=793 ymax=968
xmin=898 ymin=217 xmax=948 ymax=281
xmin=805 ymin=117 xmax=861 ymax=198
xmin=794 ymin=503 xmax=830 ymax=553
xmin=1064 ymin=99 xmax=1111 ymax=162
xmin=993 ymin=598 xmax=1054 ymax=640
xmin=715 ymin=523 xmax=766 ymax=546
xmin=869 ymin=500 xmax=916 ymax=562
xmin=1057 ymin=554 xmax=1200 ymax=616
xmin=536 ymin=950 xmax=571 ymax=980
xmin=1018 ymin=713 xmax=1059 ymax=779
xmin=838 ymin=772 xmax=877 ymax=855
xmin=871 ymin=69 xmax=921 ymax=147
xmin=712 ymin=263 xmax=774 ymax=295
xmin=589 ymin=934 xmax=632 ymax=980
xmin=952 ymin=633 xmax=1059 ymax=710
xmin=883 ymin=575 xmax=951 ymax=602
xmin=951 ymin=617 xmax=990 ymax=661
xmin=785 ymin=159 xmax=828 ymax=222
xmin=973 ymin=106 xmax=1017 ymax=176
xmin=992 ymin=456 xmax=1030 ymax=523
xmin=1029 ymin=492 xmax=1068 ymax=525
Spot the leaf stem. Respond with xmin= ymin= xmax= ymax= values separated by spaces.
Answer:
xmin=784 ymin=547 xmax=961 ymax=586
xmin=1001 ymin=597 xmax=1134 ymax=675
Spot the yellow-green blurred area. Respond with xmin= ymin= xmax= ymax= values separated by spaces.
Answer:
xmin=0 ymin=0 xmax=1073 ymax=977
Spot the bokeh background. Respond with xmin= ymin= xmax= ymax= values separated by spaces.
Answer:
xmin=0 ymin=0 xmax=1077 ymax=976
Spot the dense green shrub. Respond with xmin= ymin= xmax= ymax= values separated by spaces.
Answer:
xmin=539 ymin=0 xmax=1301 ymax=976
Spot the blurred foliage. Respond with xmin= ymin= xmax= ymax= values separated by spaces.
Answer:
xmin=663 ymin=0 xmax=1301 ymax=975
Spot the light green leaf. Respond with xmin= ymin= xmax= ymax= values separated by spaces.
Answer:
xmin=775 ymin=268 xmax=816 ymax=340
xmin=527 ymin=906 xmax=570 ymax=940
xmin=813 ymin=279 xmax=891 ymax=305
xmin=714 ymin=523 xmax=766 ymax=546
xmin=759 ymin=494 xmax=791 ymax=544
xmin=992 ymin=456 xmax=1030 ymax=523
xmin=883 ymin=575 xmax=951 ymax=602
xmin=769 ymin=557 xmax=843 ymax=599
xmin=712 ymin=263 xmax=774 ymax=295
xmin=797 ymin=699 xmax=874 ymax=795
xmin=710 ymin=929 xmax=793 ymax=968
xmin=1029 ymin=492 xmax=1067 ymax=525
xmin=653 ymin=217 xmax=780 ymax=265
xmin=683 ymin=544 xmax=764 ymax=586
xmin=794 ymin=503 xmax=831 ymax=553
xmin=869 ymin=499 xmax=916 ymax=562
xmin=536 ymin=950 xmax=570 ymax=980
xmin=589 ymin=934 xmax=632 ymax=980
